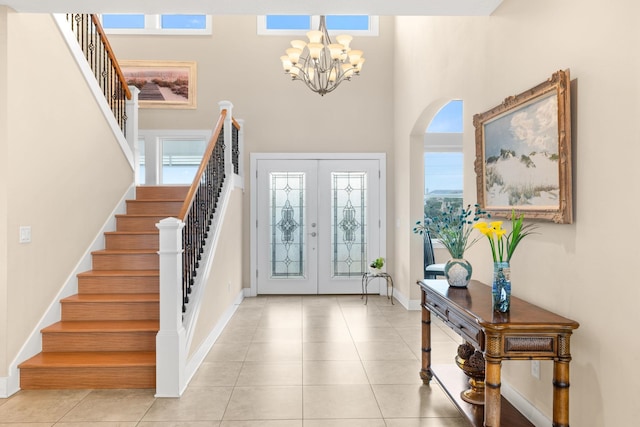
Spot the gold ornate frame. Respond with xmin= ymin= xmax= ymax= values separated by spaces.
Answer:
xmin=473 ymin=69 xmax=572 ymax=223
xmin=120 ymin=60 xmax=197 ymax=109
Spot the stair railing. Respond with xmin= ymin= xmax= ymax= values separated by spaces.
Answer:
xmin=156 ymin=101 xmax=240 ymax=397
xmin=65 ymin=14 xmax=131 ymax=136
xmin=178 ymin=111 xmax=227 ymax=313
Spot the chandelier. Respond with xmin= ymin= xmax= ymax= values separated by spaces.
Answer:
xmin=280 ymin=16 xmax=365 ymax=96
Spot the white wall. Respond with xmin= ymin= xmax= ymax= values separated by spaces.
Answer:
xmin=394 ymin=1 xmax=640 ymax=425
xmin=107 ymin=16 xmax=396 ymax=290
xmin=1 ymin=13 xmax=133 ymax=377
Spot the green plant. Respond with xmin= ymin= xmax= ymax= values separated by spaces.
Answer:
xmin=473 ymin=210 xmax=538 ymax=262
xmin=413 ymin=204 xmax=489 ymax=259
xmin=370 ymin=257 xmax=385 ymax=269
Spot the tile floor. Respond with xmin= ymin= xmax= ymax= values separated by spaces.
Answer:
xmin=0 ymin=294 xmax=468 ymax=426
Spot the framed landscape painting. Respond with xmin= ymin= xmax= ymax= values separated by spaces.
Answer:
xmin=120 ymin=60 xmax=196 ymax=109
xmin=473 ymin=69 xmax=573 ymax=223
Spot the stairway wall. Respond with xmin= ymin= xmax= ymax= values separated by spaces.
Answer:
xmin=0 ymin=7 xmax=9 ymax=384
xmin=188 ymin=187 xmax=243 ymax=359
xmin=1 ymin=11 xmax=133 ymax=388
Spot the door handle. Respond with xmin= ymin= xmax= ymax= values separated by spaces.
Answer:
xmin=310 ymin=232 xmax=317 ymax=237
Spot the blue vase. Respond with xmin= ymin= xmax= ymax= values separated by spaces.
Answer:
xmin=492 ymin=261 xmax=511 ymax=312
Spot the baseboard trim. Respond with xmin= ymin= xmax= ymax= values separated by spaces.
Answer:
xmin=502 ymin=380 xmax=551 ymax=427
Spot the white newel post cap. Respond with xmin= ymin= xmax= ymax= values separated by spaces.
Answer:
xmin=218 ymin=100 xmax=233 ymax=114
xmin=156 ymin=217 xmax=185 ymax=252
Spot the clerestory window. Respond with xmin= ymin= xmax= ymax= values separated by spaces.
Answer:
xmin=100 ymin=14 xmax=211 ymax=35
xmin=257 ymin=15 xmax=378 ymax=36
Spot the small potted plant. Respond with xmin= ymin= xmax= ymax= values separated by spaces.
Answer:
xmin=413 ymin=204 xmax=488 ymax=288
xmin=369 ymin=257 xmax=385 ymax=275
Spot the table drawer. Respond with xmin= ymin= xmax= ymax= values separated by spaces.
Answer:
xmin=447 ymin=309 xmax=483 ymax=349
xmin=424 ymin=294 xmax=448 ymax=320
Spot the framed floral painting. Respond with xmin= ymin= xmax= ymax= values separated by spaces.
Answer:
xmin=473 ymin=69 xmax=573 ymax=223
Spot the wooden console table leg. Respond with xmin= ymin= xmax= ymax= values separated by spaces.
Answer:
xmin=420 ymin=291 xmax=433 ymax=384
xmin=484 ymin=356 xmax=502 ymax=427
xmin=552 ymin=360 xmax=571 ymax=427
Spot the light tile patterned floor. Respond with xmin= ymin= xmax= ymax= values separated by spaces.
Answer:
xmin=0 ymin=295 xmax=468 ymax=426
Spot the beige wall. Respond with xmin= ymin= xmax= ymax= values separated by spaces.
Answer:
xmin=394 ymin=1 xmax=640 ymax=425
xmin=2 ymin=13 xmax=133 ymax=375
xmin=189 ymin=188 xmax=243 ymax=357
xmin=108 ymin=16 xmax=396 ymax=289
xmin=0 ymin=7 xmax=9 ymax=375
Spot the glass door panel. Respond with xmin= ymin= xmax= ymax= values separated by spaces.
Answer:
xmin=257 ymin=158 xmax=381 ymax=295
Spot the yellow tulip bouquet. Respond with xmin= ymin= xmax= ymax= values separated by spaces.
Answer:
xmin=474 ymin=211 xmax=537 ymax=312
xmin=473 ymin=210 xmax=537 ymax=263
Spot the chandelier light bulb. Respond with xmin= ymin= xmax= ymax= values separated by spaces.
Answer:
xmin=280 ymin=55 xmax=292 ymax=71
xmin=290 ymin=39 xmax=307 ymax=50
xmin=348 ymin=50 xmax=363 ymax=66
xmin=336 ymin=34 xmax=353 ymax=49
xmin=306 ymin=30 xmax=323 ymax=43
xmin=307 ymin=43 xmax=323 ymax=60
xmin=286 ymin=48 xmax=302 ymax=64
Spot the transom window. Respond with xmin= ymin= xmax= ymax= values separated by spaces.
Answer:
xmin=258 ymin=15 xmax=378 ymax=36
xmin=424 ymin=100 xmax=464 ymax=219
xmin=100 ymin=14 xmax=211 ymax=35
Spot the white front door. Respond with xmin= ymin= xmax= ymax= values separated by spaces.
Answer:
xmin=256 ymin=158 xmax=382 ymax=295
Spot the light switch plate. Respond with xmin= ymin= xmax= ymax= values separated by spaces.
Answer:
xmin=531 ymin=360 xmax=540 ymax=380
xmin=19 ymin=226 xmax=31 ymax=243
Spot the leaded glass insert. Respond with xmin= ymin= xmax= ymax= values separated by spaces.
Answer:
xmin=270 ymin=172 xmax=305 ymax=278
xmin=332 ymin=172 xmax=367 ymax=277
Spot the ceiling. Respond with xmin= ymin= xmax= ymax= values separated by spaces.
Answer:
xmin=1 ymin=0 xmax=504 ymax=16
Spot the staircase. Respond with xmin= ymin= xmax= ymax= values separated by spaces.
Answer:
xmin=18 ymin=186 xmax=189 ymax=389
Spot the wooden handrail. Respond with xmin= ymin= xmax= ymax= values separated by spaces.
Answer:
xmin=178 ymin=109 xmax=228 ymax=221
xmin=232 ymin=117 xmax=241 ymax=130
xmin=90 ymin=15 xmax=132 ymax=100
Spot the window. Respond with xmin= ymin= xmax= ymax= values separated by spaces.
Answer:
xmin=424 ymin=100 xmax=464 ymax=220
xmin=101 ymin=14 xmax=212 ymax=35
xmin=258 ymin=15 xmax=378 ymax=36
xmin=137 ymin=130 xmax=210 ymax=185
xmin=162 ymin=139 xmax=207 ymax=184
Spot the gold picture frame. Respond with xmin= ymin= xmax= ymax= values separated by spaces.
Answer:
xmin=473 ymin=69 xmax=572 ymax=223
xmin=119 ymin=60 xmax=196 ymax=109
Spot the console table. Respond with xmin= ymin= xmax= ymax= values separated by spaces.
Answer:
xmin=418 ymin=279 xmax=579 ymax=427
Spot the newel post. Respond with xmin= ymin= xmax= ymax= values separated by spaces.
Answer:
xmin=155 ymin=217 xmax=186 ymax=397
xmin=219 ymin=100 xmax=233 ymax=174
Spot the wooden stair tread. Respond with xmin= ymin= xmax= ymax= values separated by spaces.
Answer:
xmin=43 ymin=320 xmax=159 ymax=333
xmin=104 ymin=231 xmax=159 ymax=235
xmin=19 ymin=352 xmax=155 ymax=368
xmin=129 ymin=199 xmax=184 ymax=202
xmin=77 ymin=270 xmax=159 ymax=278
xmin=115 ymin=214 xmax=170 ymax=218
xmin=61 ymin=293 xmax=159 ymax=303
xmin=92 ymin=249 xmax=158 ymax=255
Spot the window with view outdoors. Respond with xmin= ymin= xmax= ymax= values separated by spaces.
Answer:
xmin=258 ymin=15 xmax=378 ymax=35
xmin=101 ymin=14 xmax=211 ymax=35
xmin=424 ymin=100 xmax=464 ymax=220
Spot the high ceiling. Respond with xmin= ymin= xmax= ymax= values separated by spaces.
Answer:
xmin=1 ymin=0 xmax=504 ymax=16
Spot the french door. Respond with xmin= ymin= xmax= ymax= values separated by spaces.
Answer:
xmin=256 ymin=158 xmax=382 ymax=294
